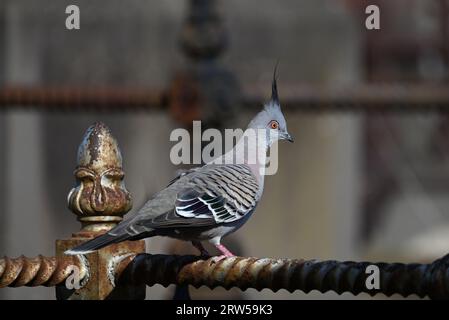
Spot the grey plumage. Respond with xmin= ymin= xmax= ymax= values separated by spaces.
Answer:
xmin=66 ymin=68 xmax=292 ymax=256
xmin=116 ymin=164 xmax=259 ymax=234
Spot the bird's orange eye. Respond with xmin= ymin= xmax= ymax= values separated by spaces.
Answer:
xmin=270 ymin=121 xmax=279 ymax=130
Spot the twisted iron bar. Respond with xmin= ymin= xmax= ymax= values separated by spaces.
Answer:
xmin=0 ymin=255 xmax=87 ymax=288
xmin=2 ymin=253 xmax=449 ymax=299
xmin=117 ymin=253 xmax=449 ymax=299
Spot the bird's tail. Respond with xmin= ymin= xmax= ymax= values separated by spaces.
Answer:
xmin=64 ymin=232 xmax=132 ymax=255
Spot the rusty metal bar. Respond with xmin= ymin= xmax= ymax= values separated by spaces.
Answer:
xmin=1 ymin=85 xmax=449 ymax=111
xmin=0 ymin=87 xmax=167 ymax=110
xmin=3 ymin=251 xmax=449 ymax=299
xmin=0 ymin=255 xmax=87 ymax=288
xmin=115 ymin=253 xmax=449 ymax=299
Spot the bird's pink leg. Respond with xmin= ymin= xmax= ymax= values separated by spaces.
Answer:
xmin=215 ymin=244 xmax=235 ymax=258
xmin=192 ymin=241 xmax=209 ymax=256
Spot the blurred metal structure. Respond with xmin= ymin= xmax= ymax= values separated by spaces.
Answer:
xmin=169 ymin=0 xmax=241 ymax=127
xmin=0 ymin=121 xmax=449 ymax=299
xmin=2 ymin=2 xmax=448 ymax=114
xmin=1 ymin=84 xmax=449 ymax=111
xmin=0 ymin=87 xmax=166 ymax=110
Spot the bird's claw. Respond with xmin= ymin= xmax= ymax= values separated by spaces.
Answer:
xmin=211 ymin=255 xmax=227 ymax=263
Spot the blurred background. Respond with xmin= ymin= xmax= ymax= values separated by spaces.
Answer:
xmin=1 ymin=0 xmax=449 ymax=299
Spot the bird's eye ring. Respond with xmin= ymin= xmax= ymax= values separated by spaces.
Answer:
xmin=269 ymin=120 xmax=279 ymax=130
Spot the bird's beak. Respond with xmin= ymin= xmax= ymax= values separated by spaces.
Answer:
xmin=283 ymin=132 xmax=294 ymax=143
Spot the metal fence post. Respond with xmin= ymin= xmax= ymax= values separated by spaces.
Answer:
xmin=55 ymin=122 xmax=146 ymax=300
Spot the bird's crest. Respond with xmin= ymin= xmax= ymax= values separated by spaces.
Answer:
xmin=265 ymin=62 xmax=281 ymax=111
xmin=271 ymin=62 xmax=279 ymax=105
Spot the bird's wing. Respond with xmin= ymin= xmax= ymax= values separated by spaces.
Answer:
xmin=174 ymin=164 xmax=259 ymax=223
xmin=128 ymin=164 xmax=259 ymax=232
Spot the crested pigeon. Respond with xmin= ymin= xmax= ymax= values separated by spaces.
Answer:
xmin=66 ymin=70 xmax=293 ymax=257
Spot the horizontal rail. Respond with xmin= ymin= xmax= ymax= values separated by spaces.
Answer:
xmin=1 ymin=85 xmax=449 ymax=111
xmin=0 ymin=87 xmax=167 ymax=110
xmin=115 ymin=253 xmax=449 ymax=299
xmin=2 ymin=253 xmax=449 ymax=299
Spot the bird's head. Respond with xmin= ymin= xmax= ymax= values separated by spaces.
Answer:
xmin=247 ymin=68 xmax=294 ymax=144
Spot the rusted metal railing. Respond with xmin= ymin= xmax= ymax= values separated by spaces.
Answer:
xmin=3 ymin=251 xmax=449 ymax=299
xmin=116 ymin=254 xmax=449 ymax=299
xmin=0 ymin=121 xmax=448 ymax=299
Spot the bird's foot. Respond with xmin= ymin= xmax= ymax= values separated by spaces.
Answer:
xmin=192 ymin=241 xmax=210 ymax=257
xmin=214 ymin=244 xmax=235 ymax=257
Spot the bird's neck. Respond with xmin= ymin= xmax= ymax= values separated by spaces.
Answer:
xmin=220 ymin=129 xmax=270 ymax=188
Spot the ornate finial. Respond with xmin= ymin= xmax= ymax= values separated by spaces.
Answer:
xmin=68 ymin=122 xmax=132 ymax=235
